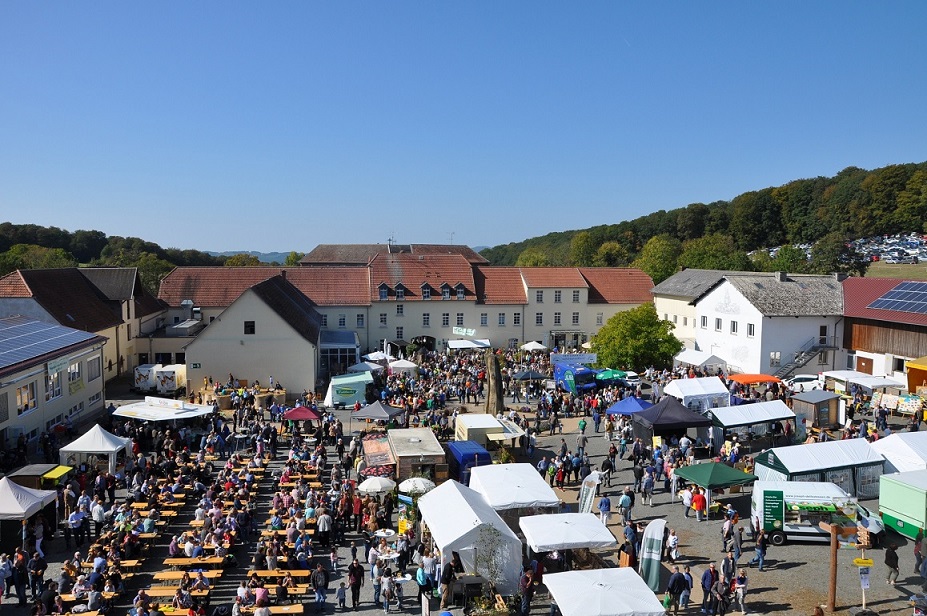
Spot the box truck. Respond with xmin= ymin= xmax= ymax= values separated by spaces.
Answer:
xmin=751 ymin=480 xmax=884 ymax=546
xmin=156 ymin=364 xmax=188 ymax=397
xmin=446 ymin=440 xmax=491 ymax=486
xmin=880 ymin=470 xmax=927 ymax=540
xmin=133 ymin=363 xmax=162 ymax=393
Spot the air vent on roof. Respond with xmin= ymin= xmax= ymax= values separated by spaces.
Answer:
xmin=66 ymin=313 xmax=75 ymax=322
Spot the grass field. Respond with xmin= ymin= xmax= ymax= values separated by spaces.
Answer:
xmin=865 ymin=260 xmax=927 ymax=279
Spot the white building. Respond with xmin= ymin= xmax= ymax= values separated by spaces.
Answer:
xmin=651 ymin=269 xmax=731 ymax=350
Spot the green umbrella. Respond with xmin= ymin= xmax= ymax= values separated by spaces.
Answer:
xmin=595 ymin=369 xmax=627 ymax=381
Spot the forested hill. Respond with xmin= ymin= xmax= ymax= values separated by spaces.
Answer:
xmin=480 ymin=162 xmax=927 ymax=270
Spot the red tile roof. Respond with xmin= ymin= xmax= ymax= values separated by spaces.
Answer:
xmin=0 ymin=269 xmax=123 ymax=331
xmin=301 ymin=243 xmax=488 ymax=265
xmin=519 ymin=268 xmax=589 ymax=288
xmin=158 ymin=267 xmax=370 ymax=307
xmin=843 ymin=277 xmax=927 ymax=326
xmin=368 ymin=254 xmax=476 ymax=300
xmin=474 ymin=266 xmax=527 ymax=304
xmin=580 ymin=268 xmax=654 ymax=304
xmin=0 ymin=271 xmax=31 ymax=297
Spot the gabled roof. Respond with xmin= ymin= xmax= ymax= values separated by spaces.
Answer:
xmin=300 ymin=243 xmax=488 ymax=266
xmin=248 ymin=275 xmax=323 ymax=344
xmin=158 ymin=267 xmax=371 ymax=307
xmin=843 ymin=277 xmax=927 ymax=327
xmin=519 ymin=268 xmax=588 ymax=288
xmin=0 ymin=315 xmax=106 ymax=379
xmin=650 ymin=268 xmax=732 ymax=299
xmin=719 ymin=273 xmax=844 ymax=316
xmin=0 ymin=269 xmax=123 ymax=332
xmin=79 ymin=267 xmax=138 ymax=301
xmin=368 ymin=253 xmax=476 ymax=301
xmin=473 ymin=266 xmax=527 ymax=304
xmin=579 ymin=268 xmax=653 ymax=304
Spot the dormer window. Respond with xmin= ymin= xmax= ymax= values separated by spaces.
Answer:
xmin=456 ymin=284 xmax=465 ymax=300
xmin=396 ymin=287 xmax=405 ymax=301
xmin=441 ymin=284 xmax=451 ymax=300
xmin=378 ymin=284 xmax=389 ymax=301
xmin=422 ymin=286 xmax=431 ymax=300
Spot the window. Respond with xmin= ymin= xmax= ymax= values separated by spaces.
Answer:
xmin=379 ymin=313 xmax=387 ymax=327
xmin=730 ymin=321 xmax=738 ymax=335
xmin=320 ymin=315 xmax=328 ymax=327
xmin=573 ymin=290 xmax=580 ymax=303
xmin=596 ymin=313 xmax=603 ymax=326
xmin=87 ymin=356 xmax=101 ymax=382
xmin=442 ymin=287 xmax=451 ymax=300
xmin=422 ymin=287 xmax=431 ymax=301
xmin=553 ymin=312 xmax=561 ymax=325
xmin=396 ymin=288 xmax=405 ymax=300
xmin=701 ymin=316 xmax=708 ymax=329
xmin=68 ymin=361 xmax=82 ymax=383
xmin=817 ymin=351 xmax=829 ymax=365
xmin=442 ymin=313 xmax=450 ymax=327
xmin=456 ymin=287 xmax=465 ymax=300
xmin=572 ymin=312 xmax=580 ymax=326
xmin=673 ymin=315 xmax=678 ymax=324
xmin=88 ymin=391 xmax=102 ymax=406
xmin=456 ymin=313 xmax=464 ymax=326
xmin=535 ymin=312 xmax=543 ymax=326
xmin=893 ymin=357 xmax=906 ymax=373
xmin=68 ymin=402 xmax=84 ymax=418
xmin=769 ymin=351 xmax=781 ymax=368
xmin=423 ymin=313 xmax=430 ymax=327
xmin=682 ymin=317 xmax=687 ymax=326
xmin=244 ymin=321 xmax=255 ymax=335
xmin=356 ymin=314 xmax=365 ymax=328
xmin=338 ymin=314 xmax=346 ymax=328
xmin=379 ymin=287 xmax=389 ymax=301
xmin=396 ymin=305 xmax=404 ymax=316
xmin=17 ymin=382 xmax=37 ymax=415
xmin=747 ymin=323 xmax=755 ymax=337
xmin=714 ymin=318 xmax=722 ymax=332
xmin=513 ymin=313 xmax=521 ymax=326
xmin=45 ymin=370 xmax=62 ymax=402
xmin=480 ymin=313 xmax=488 ymax=326
xmin=554 ymin=290 xmax=562 ymax=303
xmin=536 ymin=290 xmax=544 ymax=303
xmin=498 ymin=313 xmax=506 ymax=326
xmin=396 ymin=327 xmax=404 ymax=340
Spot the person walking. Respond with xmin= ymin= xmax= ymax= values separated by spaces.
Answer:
xmin=681 ymin=486 xmax=693 ymax=518
xmin=700 ymin=563 xmax=718 ymax=614
xmin=885 ymin=543 xmax=900 ymax=585
xmin=720 ymin=551 xmax=735 ymax=586
xmin=692 ymin=488 xmax=707 ymax=522
xmin=731 ymin=526 xmax=744 ymax=562
xmin=597 ymin=494 xmax=611 ymax=526
xmin=733 ymin=569 xmax=748 ymax=614
xmin=347 ymin=558 xmax=364 ymax=610
xmin=681 ymin=565 xmax=694 ymax=611
xmin=710 ymin=575 xmax=732 ymax=615
xmin=310 ymin=563 xmax=329 ymax=612
xmin=665 ymin=565 xmax=687 ymax=615
xmin=519 ymin=568 xmax=535 ymax=616
xmin=748 ymin=530 xmax=767 ymax=572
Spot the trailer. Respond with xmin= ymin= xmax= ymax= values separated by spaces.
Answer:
xmin=133 ymin=363 xmax=162 ymax=393
xmin=880 ymin=470 xmax=927 ymax=540
xmin=155 ymin=364 xmax=188 ymax=397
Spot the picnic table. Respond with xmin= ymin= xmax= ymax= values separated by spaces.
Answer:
xmin=247 ymin=569 xmax=312 ymax=578
xmin=153 ymin=570 xmax=224 ymax=581
xmin=144 ymin=586 xmax=211 ymax=599
xmin=242 ymin=606 xmax=303 ymax=614
xmin=163 ymin=556 xmax=225 ymax=568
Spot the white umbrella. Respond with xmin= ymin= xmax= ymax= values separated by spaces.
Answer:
xmin=521 ymin=341 xmax=548 ymax=351
xmin=399 ymin=477 xmax=436 ymax=494
xmin=358 ymin=476 xmax=397 ymax=495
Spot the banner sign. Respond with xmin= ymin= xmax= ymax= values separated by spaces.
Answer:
xmin=48 ymin=357 xmax=69 ymax=375
xmin=550 ymin=353 xmax=597 ymax=365
xmin=577 ymin=471 xmax=601 ymax=514
xmin=639 ymin=518 xmax=667 ymax=591
xmin=452 ymin=326 xmax=477 ymax=336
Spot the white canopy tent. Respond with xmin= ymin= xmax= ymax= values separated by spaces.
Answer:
xmin=519 ymin=513 xmax=617 ymax=553
xmin=521 ymin=341 xmax=547 ymax=351
xmin=416 ymin=480 xmax=522 ymax=594
xmin=388 ymin=359 xmax=418 ymax=373
xmin=112 ymin=396 xmax=214 ymax=422
xmin=544 ymin=568 xmax=665 ymax=616
xmin=850 ymin=375 xmax=907 ymax=392
xmin=871 ymin=432 xmax=927 ymax=473
xmin=754 ymin=438 xmax=884 ymax=498
xmin=447 ymin=339 xmax=492 ymax=349
xmin=710 ymin=400 xmax=795 ymax=427
xmin=59 ymin=424 xmax=132 ymax=475
xmin=674 ymin=348 xmax=725 ymax=368
xmin=346 ymin=361 xmax=385 ymax=373
xmin=664 ymin=376 xmax=730 ymax=412
xmin=363 ymin=351 xmax=395 ymax=362
xmin=469 ymin=463 xmax=560 ymax=511
xmin=0 ymin=477 xmax=57 ymax=520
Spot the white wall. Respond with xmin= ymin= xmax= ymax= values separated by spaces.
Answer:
xmin=654 ymin=296 xmax=698 ymax=347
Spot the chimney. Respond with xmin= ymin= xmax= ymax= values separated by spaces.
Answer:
xmin=833 ymin=272 xmax=848 ymax=282
xmin=775 ymin=271 xmax=788 ymax=282
xmin=281 ymin=269 xmax=287 ymax=280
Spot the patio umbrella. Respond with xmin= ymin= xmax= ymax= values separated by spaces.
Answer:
xmin=521 ymin=341 xmax=548 ymax=351
xmin=283 ymin=406 xmax=320 ymax=421
xmin=358 ymin=476 xmax=397 ymax=495
xmin=398 ymin=477 xmax=436 ymax=494
xmin=595 ymin=369 xmax=627 ymax=382
xmin=513 ymin=370 xmax=547 ymax=381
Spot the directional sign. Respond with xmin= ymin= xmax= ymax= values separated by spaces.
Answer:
xmin=853 ymin=558 xmax=874 ymax=567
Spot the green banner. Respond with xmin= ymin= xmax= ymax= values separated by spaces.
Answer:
xmin=564 ymin=370 xmax=576 ymax=394
xmin=763 ymin=490 xmax=784 ymax=531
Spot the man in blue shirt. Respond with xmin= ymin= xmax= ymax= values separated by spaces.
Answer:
xmin=598 ymin=494 xmax=611 ymax=525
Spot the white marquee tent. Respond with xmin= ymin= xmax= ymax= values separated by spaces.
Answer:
xmin=447 ymin=339 xmax=492 ymax=349
xmin=469 ymin=463 xmax=560 ymax=511
xmin=346 ymin=361 xmax=385 ymax=373
xmin=388 ymin=359 xmax=418 ymax=373
xmin=544 ymin=568 xmax=665 ymax=616
xmin=59 ymin=424 xmax=132 ymax=475
xmin=0 ymin=477 xmax=57 ymax=520
xmin=416 ymin=480 xmax=522 ymax=594
xmin=664 ymin=376 xmax=730 ymax=412
xmin=674 ymin=348 xmax=725 ymax=368
xmin=871 ymin=432 xmax=927 ymax=473
xmin=754 ymin=438 xmax=884 ymax=498
xmin=112 ymin=396 xmax=214 ymax=422
xmin=709 ymin=400 xmax=795 ymax=428
xmin=519 ymin=513 xmax=617 ymax=553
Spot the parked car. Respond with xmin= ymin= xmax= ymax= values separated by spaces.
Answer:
xmin=783 ymin=373 xmax=823 ymax=392
xmin=620 ymin=371 xmax=641 ymax=387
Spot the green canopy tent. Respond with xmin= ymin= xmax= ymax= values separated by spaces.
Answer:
xmin=595 ymin=369 xmax=626 ymax=382
xmin=673 ymin=462 xmax=757 ymax=511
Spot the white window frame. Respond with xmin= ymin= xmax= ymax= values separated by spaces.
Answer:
xmin=320 ymin=315 xmax=328 ymax=327
xmin=46 ymin=370 xmax=62 ymax=402
xmin=747 ymin=323 xmax=755 ymax=337
xmin=423 ymin=313 xmax=430 ymax=327
xmin=701 ymin=316 xmax=708 ymax=329
xmin=396 ymin=326 xmax=404 ymax=340
xmin=770 ymin=351 xmax=781 ymax=368
xmin=514 ymin=313 xmax=521 ymax=326
xmin=17 ymin=381 xmax=37 ymax=415
xmin=396 ymin=304 xmax=404 ymax=316
xmin=396 ymin=288 xmax=405 ymax=300
xmin=553 ymin=312 xmax=561 ymax=326
xmin=68 ymin=361 xmax=82 ymax=383
xmin=715 ymin=318 xmax=722 ymax=332
xmin=456 ymin=313 xmax=464 ymax=326
xmin=730 ymin=321 xmax=738 ymax=335
xmin=87 ymin=355 xmax=102 ymax=382
xmin=379 ymin=313 xmax=387 ymax=327
xmin=535 ymin=312 xmax=543 ymax=326
xmin=442 ymin=313 xmax=450 ymax=327
xmin=554 ymin=290 xmax=562 ymax=304
xmin=357 ymin=314 xmax=365 ymax=328
xmin=338 ymin=314 xmax=346 ymax=328
xmin=498 ymin=313 xmax=506 ymax=326
xmin=480 ymin=313 xmax=488 ymax=326
xmin=572 ymin=312 xmax=580 ymax=326
xmin=442 ymin=288 xmax=451 ymax=300
xmin=596 ymin=313 xmax=603 ymax=326
xmin=456 ymin=287 xmax=465 ymax=300
xmin=572 ymin=290 xmax=580 ymax=303
xmin=536 ymin=290 xmax=544 ymax=303
xmin=422 ymin=287 xmax=431 ymax=301
xmin=379 ymin=287 xmax=389 ymax=301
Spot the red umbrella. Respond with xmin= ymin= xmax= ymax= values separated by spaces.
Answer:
xmin=283 ymin=406 xmax=320 ymax=421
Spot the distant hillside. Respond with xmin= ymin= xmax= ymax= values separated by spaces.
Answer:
xmin=205 ymin=250 xmax=291 ymax=264
xmin=480 ymin=162 xmax=927 ymax=267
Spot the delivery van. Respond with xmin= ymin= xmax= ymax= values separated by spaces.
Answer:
xmin=751 ymin=481 xmax=884 ymax=546
xmin=446 ymin=440 xmax=491 ymax=486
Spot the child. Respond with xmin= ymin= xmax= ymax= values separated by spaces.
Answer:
xmin=330 ymin=547 xmax=339 ymax=572
xmin=336 ymin=582 xmax=347 ymax=610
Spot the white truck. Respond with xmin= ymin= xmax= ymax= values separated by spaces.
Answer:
xmin=155 ymin=364 xmax=188 ymax=397
xmin=132 ymin=363 xmax=162 ymax=393
xmin=751 ymin=480 xmax=884 ymax=546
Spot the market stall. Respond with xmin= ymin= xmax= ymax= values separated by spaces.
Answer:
xmin=871 ymin=432 xmax=927 ymax=473
xmin=674 ymin=349 xmax=725 ymax=370
xmin=323 ymin=372 xmax=374 ymax=408
xmin=6 ymin=464 xmax=72 ymax=490
xmin=605 ymin=396 xmax=652 ymax=416
xmin=906 ymin=355 xmax=927 ymax=396
xmin=518 ymin=513 xmax=616 ymax=553
xmin=673 ymin=462 xmax=757 ymax=509
xmin=753 ymin=438 xmax=884 ymax=498
xmin=707 ymin=399 xmax=795 ymax=451
xmin=112 ymin=396 xmax=214 ymax=422
xmin=0 ymin=477 xmax=58 ymax=554
xmin=790 ymin=390 xmax=842 ymax=435
xmin=631 ymin=396 xmax=713 ymax=447
xmin=59 ymin=424 xmax=132 ymax=475
xmin=544 ymin=568 xmax=665 ymax=616
xmin=663 ymin=376 xmax=730 ymax=412
xmin=417 ymin=480 xmax=522 ymax=595
xmin=351 ymin=401 xmax=405 ymax=422
xmin=469 ymin=463 xmax=559 ymax=511
xmin=386 ymin=428 xmax=447 ymax=482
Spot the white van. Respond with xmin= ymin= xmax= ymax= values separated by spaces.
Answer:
xmin=751 ymin=481 xmax=884 ymax=546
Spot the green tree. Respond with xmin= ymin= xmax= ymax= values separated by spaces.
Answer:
xmin=515 ymin=247 xmax=551 ymax=267
xmin=891 ymin=169 xmax=927 ymax=232
xmin=631 ymin=235 xmax=681 ymax=284
xmin=569 ymin=231 xmax=597 ymax=266
xmin=771 ymin=245 xmax=809 ymax=273
xmin=808 ymin=232 xmax=869 ymax=276
xmin=0 ymin=244 xmax=78 ymax=275
xmin=69 ymin=229 xmax=109 ymax=262
xmin=135 ymin=252 xmax=175 ymax=295
xmin=676 ymin=203 xmax=710 ymax=241
xmin=590 ymin=303 xmax=682 ymax=371
xmin=678 ymin=234 xmax=752 ymax=271
xmin=592 ymin=241 xmax=630 ymax=267
xmin=224 ymin=253 xmax=263 ymax=266
xmin=284 ymin=251 xmax=305 ymax=266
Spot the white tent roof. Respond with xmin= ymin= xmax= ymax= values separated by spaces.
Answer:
xmin=871 ymin=432 xmax=927 ymax=473
xmin=544 ymin=568 xmax=665 ymax=616
xmin=519 ymin=513 xmax=617 ymax=552
xmin=761 ymin=438 xmax=884 ymax=474
xmin=675 ymin=348 xmax=725 ymax=367
xmin=709 ymin=400 xmax=795 ymax=428
xmin=851 ymin=375 xmax=906 ymax=391
xmin=822 ymin=370 xmax=870 ymax=382
xmin=388 ymin=359 xmax=418 ymax=371
xmin=664 ymin=376 xmax=729 ymax=400
xmin=469 ymin=463 xmax=560 ymax=510
xmin=0 ymin=476 xmax=58 ymax=520
xmin=346 ymin=361 xmax=385 ymax=373
xmin=447 ymin=339 xmax=491 ymax=349
xmin=521 ymin=341 xmax=548 ymax=351
xmin=112 ymin=396 xmax=214 ymax=422
xmin=363 ymin=351 xmax=395 ymax=361
xmin=60 ymin=424 xmax=131 ymax=457
xmin=416 ymin=480 xmax=522 ymax=594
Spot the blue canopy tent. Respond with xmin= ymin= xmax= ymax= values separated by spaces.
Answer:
xmin=605 ymin=396 xmax=653 ymax=416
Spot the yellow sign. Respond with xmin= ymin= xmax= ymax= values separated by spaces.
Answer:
xmin=853 ymin=558 xmax=874 ymax=567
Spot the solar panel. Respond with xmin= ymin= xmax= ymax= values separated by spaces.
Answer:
xmin=0 ymin=316 xmax=100 ymax=373
xmin=867 ymin=281 xmax=927 ymax=315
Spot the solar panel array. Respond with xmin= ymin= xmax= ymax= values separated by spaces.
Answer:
xmin=0 ymin=315 xmax=100 ymax=372
xmin=866 ymin=281 xmax=927 ymax=314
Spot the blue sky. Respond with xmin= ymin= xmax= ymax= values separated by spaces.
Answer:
xmin=2 ymin=3 xmax=926 ymax=254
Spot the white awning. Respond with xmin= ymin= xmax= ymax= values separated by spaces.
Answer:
xmin=544 ymin=569 xmax=666 ymax=616
xmin=709 ymin=400 xmax=795 ymax=428
xmin=447 ymin=339 xmax=491 ymax=349
xmin=112 ymin=396 xmax=214 ymax=422
xmin=519 ymin=513 xmax=617 ymax=552
xmin=848 ymin=376 xmax=906 ymax=391
xmin=469 ymin=463 xmax=560 ymax=511
xmin=675 ymin=348 xmax=725 ymax=367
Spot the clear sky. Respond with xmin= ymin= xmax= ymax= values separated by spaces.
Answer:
xmin=2 ymin=3 xmax=926 ymax=254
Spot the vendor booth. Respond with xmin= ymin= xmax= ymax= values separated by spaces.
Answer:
xmin=790 ymin=390 xmax=842 ymax=435
xmin=663 ymin=376 xmax=730 ymax=412
xmin=822 ymin=370 xmax=871 ymax=396
xmin=417 ymin=480 xmax=522 ymax=595
xmin=544 ymin=568 xmax=665 ymax=616
xmin=0 ymin=477 xmax=58 ymax=555
xmin=352 ymin=400 xmax=405 ymax=422
xmin=707 ymin=400 xmax=795 ymax=451
xmin=323 ymin=372 xmax=374 ymax=408
xmin=455 ymin=413 xmax=504 ymax=446
xmin=673 ymin=462 xmax=757 ymax=510
xmin=388 ymin=358 xmax=419 ymax=374
xmin=871 ymin=432 xmax=927 ymax=473
xmin=447 ymin=339 xmax=492 ymax=349
xmin=59 ymin=424 xmax=132 ymax=475
xmin=605 ymin=396 xmax=652 ymax=416
xmin=6 ymin=464 xmax=72 ymax=490
xmin=387 ymin=428 xmax=447 ymax=482
xmin=631 ymin=396 xmax=713 ymax=448
xmin=112 ymin=396 xmax=214 ymax=422
xmin=519 ymin=513 xmax=616 ymax=553
xmin=346 ymin=361 xmax=385 ymax=373
xmin=674 ymin=348 xmax=725 ymax=371
xmin=469 ymin=463 xmax=559 ymax=511
xmin=907 ymin=356 xmax=927 ymax=395
xmin=753 ymin=438 xmax=884 ymax=498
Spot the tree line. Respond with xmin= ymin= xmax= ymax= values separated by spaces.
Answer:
xmin=480 ymin=162 xmax=927 ymax=283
